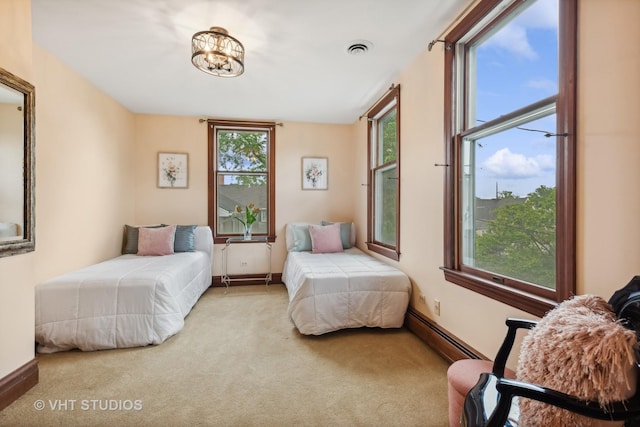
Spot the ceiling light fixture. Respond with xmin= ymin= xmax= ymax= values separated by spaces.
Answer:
xmin=191 ymin=26 xmax=244 ymax=77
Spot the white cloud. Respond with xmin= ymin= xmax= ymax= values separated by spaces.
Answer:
xmin=482 ymin=148 xmax=553 ymax=178
xmin=534 ymin=154 xmax=555 ymax=171
xmin=479 ymin=0 xmax=558 ymax=60
xmin=484 ymin=24 xmax=537 ymax=60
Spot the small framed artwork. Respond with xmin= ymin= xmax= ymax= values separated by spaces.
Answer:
xmin=158 ymin=152 xmax=188 ymax=188
xmin=301 ymin=157 xmax=328 ymax=190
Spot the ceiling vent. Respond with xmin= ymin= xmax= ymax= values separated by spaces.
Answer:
xmin=347 ymin=40 xmax=373 ymax=56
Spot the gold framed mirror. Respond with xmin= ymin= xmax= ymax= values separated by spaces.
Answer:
xmin=0 ymin=66 xmax=35 ymax=258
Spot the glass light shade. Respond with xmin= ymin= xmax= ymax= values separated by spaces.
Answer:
xmin=191 ymin=27 xmax=244 ymax=77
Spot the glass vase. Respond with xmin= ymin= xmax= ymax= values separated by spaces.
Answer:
xmin=244 ymin=223 xmax=253 ymax=240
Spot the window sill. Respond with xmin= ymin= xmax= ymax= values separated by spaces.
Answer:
xmin=441 ymin=267 xmax=556 ymax=317
xmin=366 ymin=242 xmax=400 ymax=261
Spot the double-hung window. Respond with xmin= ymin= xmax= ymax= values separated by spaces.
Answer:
xmin=208 ymin=120 xmax=276 ymax=244
xmin=367 ymin=86 xmax=401 ymax=261
xmin=442 ymin=0 xmax=576 ymax=316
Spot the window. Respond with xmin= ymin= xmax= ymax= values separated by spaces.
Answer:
xmin=367 ymin=85 xmax=401 ymax=260
xmin=442 ymin=0 xmax=576 ymax=316
xmin=208 ymin=120 xmax=276 ymax=244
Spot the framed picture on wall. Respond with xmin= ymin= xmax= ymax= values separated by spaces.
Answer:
xmin=301 ymin=157 xmax=328 ymax=190
xmin=158 ymin=152 xmax=188 ymax=188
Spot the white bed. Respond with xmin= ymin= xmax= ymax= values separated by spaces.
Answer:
xmin=282 ymin=223 xmax=411 ymax=335
xmin=35 ymin=226 xmax=213 ymax=353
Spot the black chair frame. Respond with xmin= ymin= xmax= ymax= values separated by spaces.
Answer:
xmin=462 ymin=318 xmax=640 ymax=427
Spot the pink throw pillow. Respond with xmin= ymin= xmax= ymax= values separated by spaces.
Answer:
xmin=137 ymin=224 xmax=177 ymax=256
xmin=308 ymin=223 xmax=343 ymax=254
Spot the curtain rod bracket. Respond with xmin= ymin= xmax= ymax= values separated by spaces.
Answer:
xmin=427 ymin=40 xmax=446 ymax=51
xmin=358 ymin=84 xmax=397 ymax=120
xmin=427 ymin=0 xmax=480 ymax=52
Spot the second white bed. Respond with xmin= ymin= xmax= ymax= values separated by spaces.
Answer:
xmin=282 ymin=248 xmax=411 ymax=335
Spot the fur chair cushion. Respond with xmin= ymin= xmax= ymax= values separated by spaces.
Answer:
xmin=516 ymin=295 xmax=638 ymax=427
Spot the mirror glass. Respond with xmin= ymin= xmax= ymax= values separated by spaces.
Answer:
xmin=0 ymin=66 xmax=35 ymax=257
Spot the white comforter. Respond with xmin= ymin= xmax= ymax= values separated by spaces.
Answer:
xmin=35 ymin=227 xmax=213 ymax=353
xmin=282 ymin=248 xmax=411 ymax=335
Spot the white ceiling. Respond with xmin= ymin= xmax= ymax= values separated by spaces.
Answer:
xmin=31 ymin=0 xmax=468 ymax=124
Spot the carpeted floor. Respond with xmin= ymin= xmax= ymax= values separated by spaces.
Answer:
xmin=0 ymin=284 xmax=450 ymax=427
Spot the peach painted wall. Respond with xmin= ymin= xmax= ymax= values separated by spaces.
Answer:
xmin=132 ymin=115 xmax=208 ymax=227
xmin=33 ymin=45 xmax=136 ymax=282
xmin=575 ymin=0 xmax=640 ymax=297
xmin=361 ymin=0 xmax=640 ymax=361
xmin=132 ymin=117 xmax=356 ymax=276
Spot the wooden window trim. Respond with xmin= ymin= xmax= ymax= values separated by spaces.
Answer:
xmin=442 ymin=0 xmax=577 ymax=317
xmin=208 ymin=120 xmax=277 ymax=245
xmin=366 ymin=86 xmax=401 ymax=261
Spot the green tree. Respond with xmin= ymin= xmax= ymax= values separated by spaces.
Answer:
xmin=475 ymin=185 xmax=556 ymax=288
xmin=381 ymin=110 xmax=397 ymax=164
xmin=378 ymin=110 xmax=397 ymax=245
xmin=218 ymin=130 xmax=267 ymax=185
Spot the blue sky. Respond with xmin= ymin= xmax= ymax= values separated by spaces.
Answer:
xmin=472 ymin=0 xmax=558 ymax=199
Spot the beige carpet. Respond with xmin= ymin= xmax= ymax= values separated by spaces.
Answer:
xmin=0 ymin=284 xmax=450 ymax=427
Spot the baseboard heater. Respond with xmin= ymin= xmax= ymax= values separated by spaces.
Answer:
xmin=404 ymin=307 xmax=487 ymax=364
